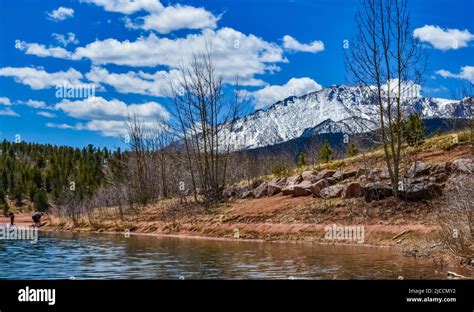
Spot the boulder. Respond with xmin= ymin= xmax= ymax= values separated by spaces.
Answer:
xmin=301 ymin=170 xmax=318 ymax=183
xmin=363 ymin=182 xmax=393 ymax=202
xmin=368 ymin=169 xmax=390 ymax=181
xmin=452 ymin=158 xmax=473 ymax=174
xmin=281 ymin=186 xmax=294 ymax=196
xmin=253 ymin=182 xmax=268 ymax=198
xmin=275 ymin=177 xmax=287 ymax=186
xmin=430 ymin=162 xmax=452 ymax=175
xmin=311 ymin=178 xmax=337 ymax=197
xmin=223 ymin=188 xmax=237 ymax=198
xmin=314 ymin=169 xmax=336 ymax=181
xmin=429 ymin=173 xmax=449 ymax=183
xmin=355 ymin=168 xmax=369 ymax=178
xmin=267 ymin=183 xmax=282 ymax=196
xmin=406 ymin=161 xmax=432 ymax=178
xmin=398 ymin=183 xmax=443 ymax=201
xmin=320 ymin=184 xmax=345 ymax=199
xmin=250 ymin=179 xmax=264 ymax=189
xmin=285 ymin=175 xmax=303 ymax=187
xmin=240 ymin=190 xmax=254 ymax=199
xmin=292 ymin=181 xmax=314 ymax=197
xmin=333 ymin=169 xmax=358 ymax=181
xmin=342 ymin=182 xmax=364 ymax=199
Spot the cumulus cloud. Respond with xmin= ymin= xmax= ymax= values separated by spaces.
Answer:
xmin=15 ymin=40 xmax=75 ymax=59
xmin=0 ymin=97 xmax=12 ymax=106
xmin=282 ymin=35 xmax=324 ymax=53
xmin=0 ymin=67 xmax=83 ymax=90
xmin=80 ymin=0 xmax=163 ymax=14
xmin=48 ymin=7 xmax=75 ymax=21
xmin=37 ymin=111 xmax=56 ymax=118
xmin=55 ymin=96 xmax=168 ymax=121
xmin=436 ymin=66 xmax=474 ymax=83
xmin=86 ymin=66 xmax=178 ymax=97
xmin=0 ymin=107 xmax=19 ymax=117
xmin=25 ymin=99 xmax=48 ymax=109
xmin=52 ymin=33 xmax=79 ymax=47
xmin=52 ymin=97 xmax=169 ymax=136
xmin=18 ymin=28 xmax=285 ymax=86
xmin=249 ymin=77 xmax=323 ymax=109
xmin=413 ymin=25 xmax=474 ymax=51
xmin=138 ymin=4 xmax=220 ymax=34
xmin=46 ymin=122 xmax=77 ymax=130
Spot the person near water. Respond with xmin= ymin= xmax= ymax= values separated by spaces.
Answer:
xmin=8 ymin=212 xmax=14 ymax=226
xmin=32 ymin=212 xmax=43 ymax=227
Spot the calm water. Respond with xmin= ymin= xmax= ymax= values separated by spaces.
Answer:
xmin=0 ymin=232 xmax=470 ymax=279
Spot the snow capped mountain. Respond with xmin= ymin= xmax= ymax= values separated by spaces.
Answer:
xmin=222 ymin=85 xmax=470 ymax=151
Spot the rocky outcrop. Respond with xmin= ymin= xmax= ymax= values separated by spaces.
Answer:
xmin=311 ymin=178 xmax=337 ymax=197
xmin=223 ymin=157 xmax=468 ymax=202
xmin=301 ymin=171 xmax=318 ymax=183
xmin=398 ymin=182 xmax=443 ymax=201
xmin=320 ymin=184 xmax=345 ymax=199
xmin=285 ymin=175 xmax=303 ymax=186
xmin=430 ymin=162 xmax=452 ymax=175
xmin=363 ymin=182 xmax=393 ymax=202
xmin=367 ymin=169 xmax=390 ymax=181
xmin=406 ymin=161 xmax=432 ymax=178
xmin=342 ymin=182 xmax=364 ymax=199
xmin=333 ymin=169 xmax=357 ymax=181
xmin=314 ymin=169 xmax=335 ymax=181
xmin=292 ymin=181 xmax=314 ymax=197
xmin=452 ymin=158 xmax=473 ymax=174
xmin=253 ymin=182 xmax=268 ymax=198
xmin=267 ymin=183 xmax=282 ymax=196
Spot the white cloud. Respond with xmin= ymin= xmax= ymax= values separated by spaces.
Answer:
xmin=0 ymin=97 xmax=12 ymax=106
xmin=282 ymin=35 xmax=324 ymax=53
xmin=25 ymin=99 xmax=47 ymax=108
xmin=52 ymin=33 xmax=79 ymax=47
xmin=52 ymin=97 xmax=169 ymax=136
xmin=46 ymin=122 xmax=76 ymax=130
xmin=37 ymin=111 xmax=56 ymax=118
xmin=436 ymin=66 xmax=474 ymax=83
xmin=19 ymin=28 xmax=285 ymax=86
xmin=80 ymin=0 xmax=163 ymax=14
xmin=138 ymin=4 xmax=220 ymax=34
xmin=55 ymin=96 xmax=169 ymax=121
xmin=249 ymin=77 xmax=323 ymax=109
xmin=86 ymin=66 xmax=177 ymax=97
xmin=15 ymin=40 xmax=74 ymax=59
xmin=48 ymin=7 xmax=75 ymax=21
xmin=413 ymin=25 xmax=474 ymax=51
xmin=0 ymin=107 xmax=19 ymax=117
xmin=0 ymin=67 xmax=83 ymax=90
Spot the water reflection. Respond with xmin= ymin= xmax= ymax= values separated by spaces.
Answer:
xmin=0 ymin=232 xmax=469 ymax=279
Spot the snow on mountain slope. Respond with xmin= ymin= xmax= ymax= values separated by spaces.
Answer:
xmin=221 ymin=85 xmax=469 ymax=151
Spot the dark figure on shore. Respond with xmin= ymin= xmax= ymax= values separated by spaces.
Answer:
xmin=32 ymin=212 xmax=43 ymax=227
xmin=8 ymin=212 xmax=14 ymax=226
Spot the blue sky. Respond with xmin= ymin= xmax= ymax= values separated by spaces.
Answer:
xmin=0 ymin=0 xmax=472 ymax=149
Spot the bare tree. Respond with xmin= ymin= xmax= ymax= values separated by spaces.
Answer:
xmin=170 ymin=49 xmax=244 ymax=207
xmin=345 ymin=0 xmax=427 ymax=197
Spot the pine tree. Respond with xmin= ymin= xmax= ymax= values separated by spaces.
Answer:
xmin=403 ymin=113 xmax=425 ymax=147
xmin=296 ymin=152 xmax=307 ymax=167
xmin=33 ymin=188 xmax=49 ymax=212
xmin=346 ymin=143 xmax=359 ymax=157
xmin=319 ymin=140 xmax=332 ymax=163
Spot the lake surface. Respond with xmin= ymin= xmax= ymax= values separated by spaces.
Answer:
xmin=0 ymin=232 xmax=469 ymax=279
